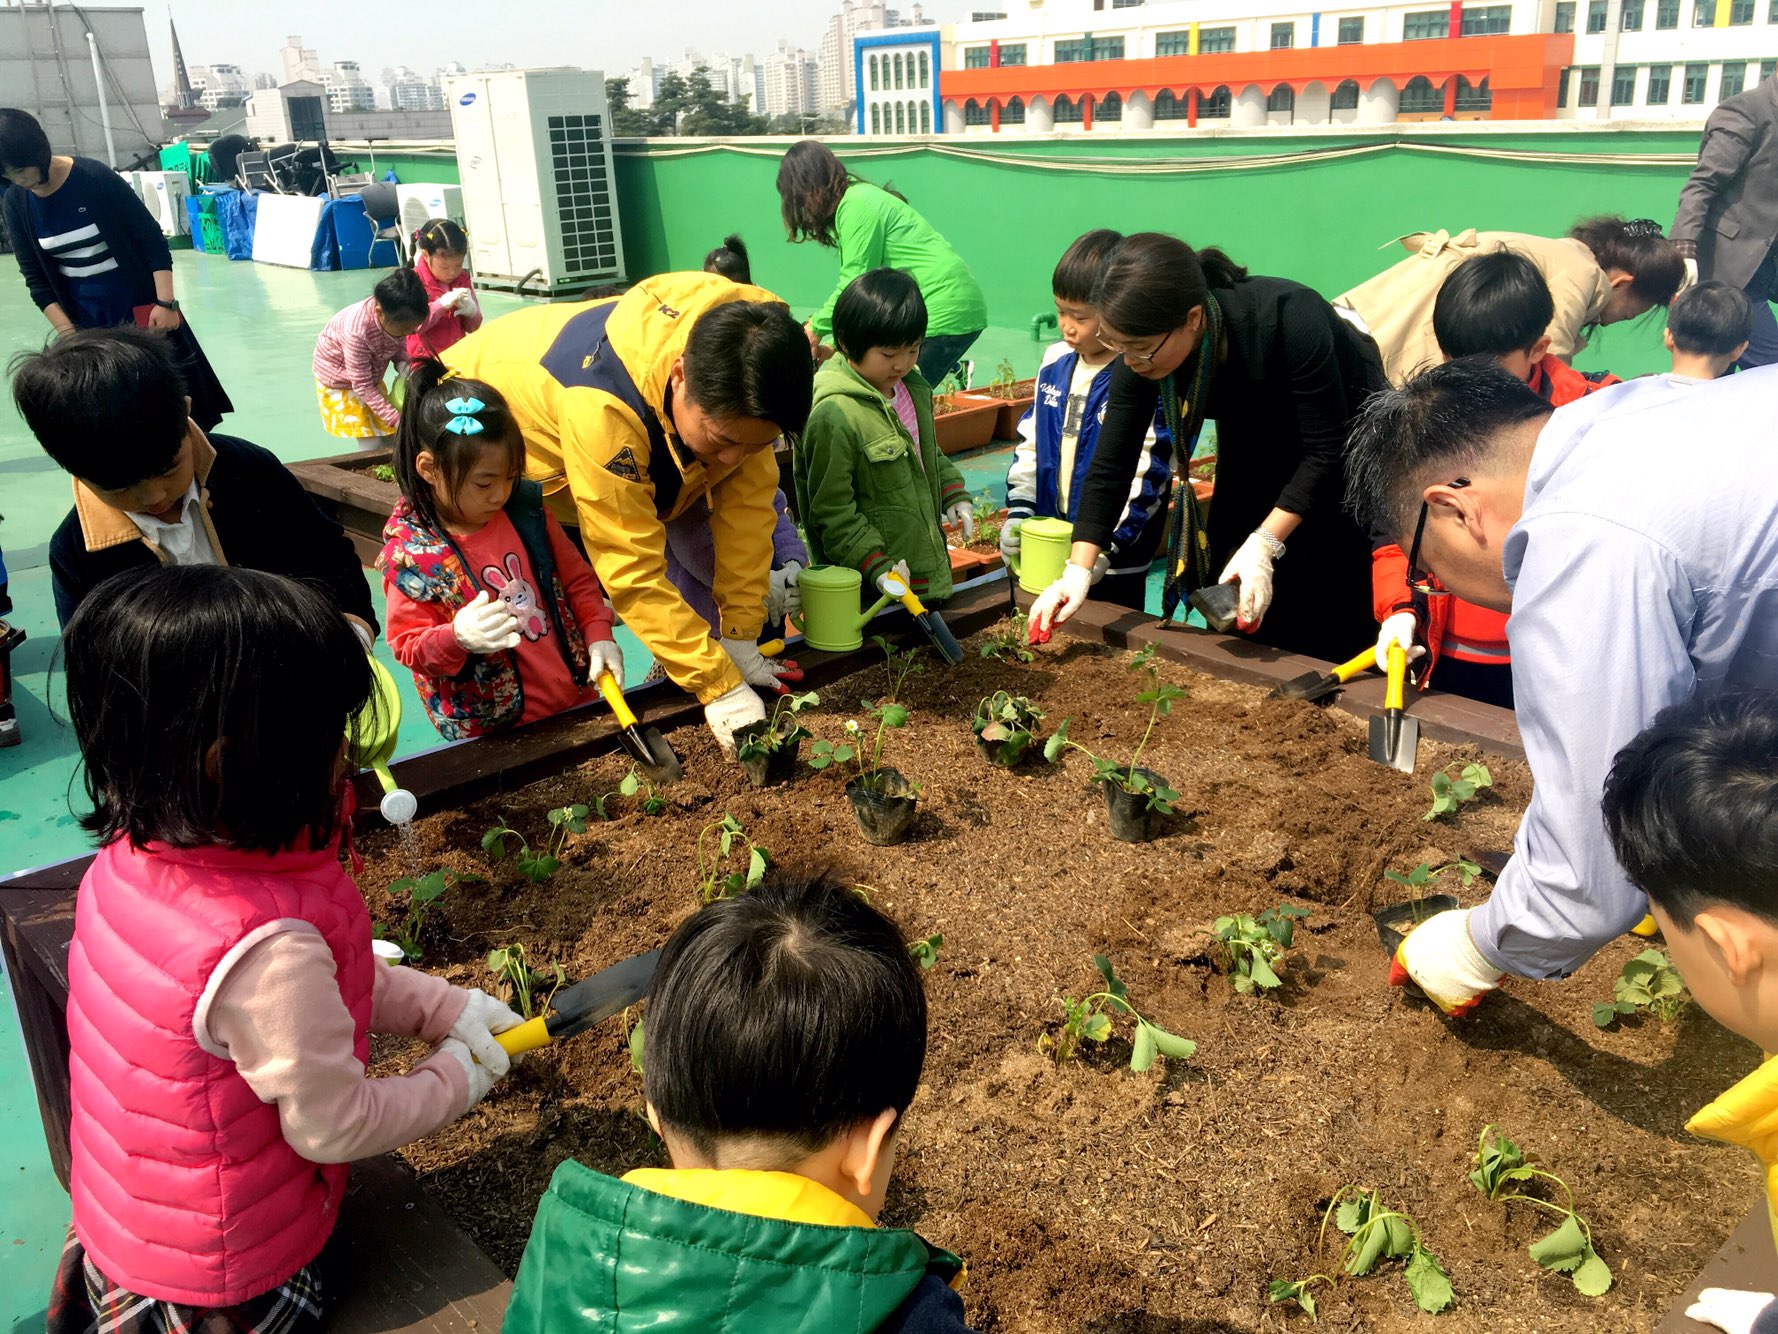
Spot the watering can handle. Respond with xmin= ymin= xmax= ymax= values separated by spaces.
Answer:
xmin=597 ymin=671 xmax=641 ymax=729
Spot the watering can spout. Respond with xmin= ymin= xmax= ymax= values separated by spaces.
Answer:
xmin=372 ymin=764 xmax=418 ymax=825
xmin=349 ymin=657 xmax=417 ymax=825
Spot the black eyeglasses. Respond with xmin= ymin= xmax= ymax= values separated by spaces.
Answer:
xmin=1405 ymin=478 xmax=1469 ymax=596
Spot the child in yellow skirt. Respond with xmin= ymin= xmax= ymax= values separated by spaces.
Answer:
xmin=313 ymin=269 xmax=428 ymax=441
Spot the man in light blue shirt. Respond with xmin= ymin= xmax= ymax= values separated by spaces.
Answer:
xmin=1345 ymin=359 xmax=1778 ymax=1013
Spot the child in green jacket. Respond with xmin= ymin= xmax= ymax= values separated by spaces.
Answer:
xmin=795 ymin=268 xmax=974 ymax=608
xmin=502 ymin=874 xmax=973 ymax=1333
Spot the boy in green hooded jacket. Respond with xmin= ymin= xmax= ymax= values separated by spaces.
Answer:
xmin=501 ymin=873 xmax=973 ymax=1333
xmin=794 ymin=268 xmax=975 ymax=607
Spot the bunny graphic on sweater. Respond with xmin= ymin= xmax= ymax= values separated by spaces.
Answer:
xmin=483 ymin=553 xmax=550 ymax=642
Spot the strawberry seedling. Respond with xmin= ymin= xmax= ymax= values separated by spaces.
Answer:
xmin=1268 ymin=1186 xmax=1453 ymax=1320
xmin=972 ymin=691 xmax=1044 ymax=766
xmin=1384 ymin=858 xmax=1484 ymax=893
xmin=1038 ymin=954 xmax=1196 ymax=1073
xmin=482 ymin=803 xmax=589 ymax=883
xmin=1212 ymin=904 xmax=1310 ymax=994
xmin=1046 ymin=644 xmax=1187 ymax=812
xmin=1592 ymin=948 xmax=1688 ymax=1029
xmin=1468 ymin=1124 xmax=1612 ymax=1296
xmin=376 ymin=867 xmax=477 ymax=961
xmin=695 ymin=814 xmax=770 ymax=902
xmin=619 ymin=766 xmax=669 ymax=816
xmin=734 ymin=690 xmax=820 ymax=764
xmin=810 ymin=701 xmax=918 ymax=795
xmin=871 ymin=634 xmax=926 ymax=703
xmin=1425 ymin=762 xmax=1493 ymax=821
xmin=908 ymin=933 xmax=943 ymax=969
xmin=485 ymin=943 xmax=566 ymax=1020
xmin=979 ymin=612 xmax=1036 ymax=664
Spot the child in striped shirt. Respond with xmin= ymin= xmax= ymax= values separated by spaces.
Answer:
xmin=313 ymin=268 xmax=427 ymax=441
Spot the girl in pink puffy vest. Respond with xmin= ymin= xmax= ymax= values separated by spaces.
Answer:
xmin=47 ymin=565 xmax=523 ymax=1333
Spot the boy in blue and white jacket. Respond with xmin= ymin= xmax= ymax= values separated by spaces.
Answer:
xmin=1002 ymin=230 xmax=1172 ymax=612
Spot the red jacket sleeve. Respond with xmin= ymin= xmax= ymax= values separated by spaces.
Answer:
xmin=384 ymin=578 xmax=471 ymax=678
xmin=1371 ymin=543 xmax=1415 ymax=623
xmin=547 ymin=515 xmax=616 ymax=643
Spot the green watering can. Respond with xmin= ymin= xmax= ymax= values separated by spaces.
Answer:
xmin=347 ymin=656 xmax=419 ymax=825
xmin=787 ymin=565 xmax=964 ymax=664
xmin=1008 ymin=516 xmax=1073 ymax=595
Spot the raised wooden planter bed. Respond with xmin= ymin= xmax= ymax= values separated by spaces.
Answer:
xmin=290 ymin=448 xmax=399 ymax=568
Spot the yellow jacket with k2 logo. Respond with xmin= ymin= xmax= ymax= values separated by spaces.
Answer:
xmin=443 ymin=273 xmax=781 ymax=703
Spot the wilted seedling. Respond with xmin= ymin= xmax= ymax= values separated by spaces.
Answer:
xmin=908 ymin=933 xmax=943 ymax=969
xmin=979 ymin=612 xmax=1036 ymax=664
xmin=376 ymin=867 xmax=477 ymax=961
xmin=1425 ymin=763 xmax=1493 ymax=821
xmin=1592 ymin=948 xmax=1688 ymax=1029
xmin=619 ymin=766 xmax=669 ymax=816
xmin=1268 ymin=1186 xmax=1453 ymax=1321
xmin=871 ymin=634 xmax=926 ymax=702
xmin=972 ymin=691 xmax=1044 ymax=766
xmin=1046 ymin=645 xmax=1187 ymax=812
xmin=1468 ymin=1124 xmax=1612 ymax=1297
xmin=485 ymin=942 xmax=565 ymax=1020
xmin=482 ymin=803 xmax=589 ymax=883
xmin=1039 ymin=954 xmax=1196 ymax=1073
xmin=1212 ymin=904 xmax=1311 ymax=994
xmin=695 ymin=814 xmax=770 ymax=902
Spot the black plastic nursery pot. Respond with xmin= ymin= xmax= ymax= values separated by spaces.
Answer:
xmin=734 ymin=723 xmax=802 ymax=788
xmin=1102 ymin=767 xmax=1171 ymax=843
xmin=974 ymin=728 xmax=1035 ymax=768
xmin=845 ymin=768 xmax=919 ymax=846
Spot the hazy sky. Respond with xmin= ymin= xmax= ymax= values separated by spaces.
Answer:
xmin=157 ymin=0 xmax=926 ymax=83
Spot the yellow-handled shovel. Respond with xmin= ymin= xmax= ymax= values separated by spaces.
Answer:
xmin=496 ymin=949 xmax=661 ymax=1056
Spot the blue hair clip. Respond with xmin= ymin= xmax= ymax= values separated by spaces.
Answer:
xmin=443 ymin=395 xmax=485 ymax=436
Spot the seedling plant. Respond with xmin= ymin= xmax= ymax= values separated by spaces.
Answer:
xmin=734 ymin=689 xmax=820 ymax=763
xmin=870 ymin=635 xmax=926 ymax=703
xmin=1268 ymin=1186 xmax=1453 ymax=1320
xmin=376 ymin=867 xmax=476 ymax=961
xmin=1425 ymin=762 xmax=1493 ymax=821
xmin=1384 ymin=858 xmax=1484 ymax=894
xmin=908 ymin=933 xmax=943 ymax=969
xmin=619 ymin=766 xmax=669 ymax=816
xmin=485 ymin=942 xmax=565 ymax=1019
xmin=1592 ymin=948 xmax=1688 ymax=1028
xmin=809 ymin=701 xmax=918 ymax=794
xmin=972 ymin=691 xmax=1044 ymax=765
xmin=1039 ymin=954 xmax=1196 ymax=1073
xmin=1212 ymin=904 xmax=1311 ymax=994
xmin=1045 ymin=643 xmax=1187 ymax=811
xmin=482 ymin=804 xmax=589 ymax=883
xmin=695 ymin=814 xmax=770 ymax=902
xmin=967 ymin=486 xmax=1002 ymax=549
xmin=979 ymin=611 xmax=1036 ymax=664
xmin=1468 ymin=1124 xmax=1612 ymax=1296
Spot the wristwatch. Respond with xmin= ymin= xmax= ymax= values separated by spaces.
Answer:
xmin=153 ymin=298 xmax=180 ymax=312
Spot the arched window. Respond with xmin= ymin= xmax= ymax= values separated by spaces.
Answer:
xmin=869 ymin=55 xmax=879 ymax=91
xmin=894 ymin=53 xmax=904 ymax=89
xmin=1201 ymin=85 xmax=1231 ymax=118
xmin=964 ymin=97 xmax=991 ymax=125
xmin=1099 ymin=90 xmax=1123 ymax=121
xmin=1453 ymin=75 xmax=1492 ymax=110
xmin=1401 ymin=75 xmax=1443 ymax=112
xmin=1267 ymin=83 xmax=1295 ymax=112
xmin=1002 ymin=95 xmax=1026 ymax=125
xmin=871 ymin=103 xmax=881 ymax=133
xmin=895 ymin=101 xmax=906 ymax=132
xmin=920 ymin=99 xmax=932 ymax=132
xmin=919 ymin=51 xmax=930 ymax=88
xmin=1154 ymin=89 xmax=1187 ymax=120
xmin=1054 ymin=93 xmax=1082 ymax=123
xmin=1330 ymin=79 xmax=1360 ymax=110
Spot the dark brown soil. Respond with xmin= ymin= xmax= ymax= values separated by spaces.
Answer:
xmin=361 ymin=624 xmax=1759 ymax=1333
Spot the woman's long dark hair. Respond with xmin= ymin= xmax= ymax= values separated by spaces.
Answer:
xmin=392 ymin=358 xmax=525 ymax=534
xmin=64 ymin=565 xmax=372 ymax=853
xmin=1089 ymin=232 xmax=1248 ymax=338
xmin=1570 ymin=216 xmax=1685 ymax=306
xmin=775 ymin=140 xmax=904 ymax=248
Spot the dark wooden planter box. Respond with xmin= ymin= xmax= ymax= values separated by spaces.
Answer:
xmin=290 ymin=448 xmax=400 ymax=569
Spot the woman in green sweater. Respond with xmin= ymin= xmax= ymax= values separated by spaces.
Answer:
xmin=777 ymin=140 xmax=988 ymax=386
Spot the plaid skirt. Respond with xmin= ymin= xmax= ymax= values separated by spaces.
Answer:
xmin=47 ymin=1229 xmax=325 ymax=1334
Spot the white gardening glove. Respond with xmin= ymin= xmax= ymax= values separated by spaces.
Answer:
xmin=1000 ymin=517 xmax=1023 ymax=561
xmin=438 ymin=287 xmax=472 ymax=311
xmin=585 ymin=638 xmax=624 ymax=690
xmin=944 ymin=500 xmax=976 ymax=543
xmin=1388 ymin=908 xmax=1503 ymax=1017
xmin=875 ymin=559 xmax=913 ymax=597
xmin=1680 ymin=256 xmax=1700 ymax=294
xmin=1686 ymin=1288 xmax=1778 ymax=1334
xmin=449 ymin=988 xmax=522 ymax=1075
xmin=722 ymin=636 xmax=803 ymax=695
xmin=766 ymin=560 xmax=803 ymax=623
xmin=1217 ymin=531 xmax=1279 ymax=632
xmin=453 ymin=591 xmax=521 ymax=654
xmin=705 ymin=680 xmax=767 ymax=758
xmin=1090 ymin=551 xmax=1109 ymax=585
xmin=433 ymin=1036 xmax=502 ymax=1113
xmin=1377 ymin=611 xmax=1426 ymax=669
xmin=1028 ymin=562 xmax=1094 ymax=639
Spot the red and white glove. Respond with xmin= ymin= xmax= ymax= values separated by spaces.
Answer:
xmin=722 ymin=636 xmax=804 ymax=695
xmin=1217 ymin=530 xmax=1281 ymax=632
xmin=1028 ymin=562 xmax=1093 ymax=641
xmin=1388 ymin=908 xmax=1502 ymax=1017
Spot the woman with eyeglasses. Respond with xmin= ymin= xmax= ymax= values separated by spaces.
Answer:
xmin=1028 ymin=233 xmax=1383 ymax=662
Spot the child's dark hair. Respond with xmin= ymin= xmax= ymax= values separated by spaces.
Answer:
xmin=1090 ymin=232 xmax=1249 ymax=338
xmin=1603 ymin=692 xmax=1778 ymax=927
xmin=682 ymin=301 xmax=814 ymax=443
xmin=1053 ymin=229 xmax=1124 ymax=304
xmin=1569 ymin=216 xmax=1685 ymax=307
xmin=703 ymin=234 xmax=752 ymax=284
xmin=643 ymin=873 xmax=928 ymax=1158
xmin=1433 ymin=251 xmax=1556 ymax=361
xmin=0 ymin=106 xmax=53 ymax=177
xmin=64 ymin=565 xmax=372 ymax=854
xmin=412 ymin=217 xmax=469 ymax=259
xmin=832 ymin=268 xmax=928 ymax=361
xmin=374 ymin=267 xmax=429 ymax=322
xmin=393 ymin=359 xmax=525 ymax=533
xmin=10 ymin=327 xmax=189 ymax=490
xmin=1667 ymin=281 xmax=1755 ymax=357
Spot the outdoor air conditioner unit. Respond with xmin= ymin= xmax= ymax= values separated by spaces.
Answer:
xmin=447 ymin=68 xmax=625 ymax=296
xmin=134 ymin=171 xmax=192 ymax=237
xmin=396 ymin=183 xmax=466 ymax=239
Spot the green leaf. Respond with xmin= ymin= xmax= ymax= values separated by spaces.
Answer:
xmin=1147 ymin=1025 xmax=1197 ymax=1061
xmin=1093 ymin=954 xmax=1128 ymax=1001
xmin=746 ymin=847 xmax=768 ymax=889
xmin=1043 ymin=719 xmax=1073 ymax=762
xmin=1247 ymin=952 xmax=1282 ymax=990
xmin=1431 ymin=772 xmax=1451 ymax=796
xmin=1570 ymin=1244 xmax=1613 ymax=1296
xmin=1130 ymin=1023 xmax=1158 ymax=1073
xmin=1451 ymin=780 xmax=1476 ymax=801
xmin=628 ymin=1016 xmax=646 ymax=1075
xmin=1347 ymin=1218 xmax=1389 ymax=1277
xmin=1381 ymin=1214 xmax=1415 ymax=1259
xmin=481 ymin=829 xmax=507 ymax=858
xmin=1528 ymin=1215 xmax=1589 ymax=1273
xmin=878 ymin=703 xmax=909 ymax=728
xmin=411 ymin=871 xmax=449 ymax=903
xmin=1405 ymin=1244 xmax=1455 ymax=1313
xmin=619 ymin=773 xmax=640 ymax=797
xmin=1591 ymin=1002 xmax=1620 ymax=1029
xmin=1080 ymin=1011 xmax=1113 ymax=1043
xmin=1335 ymin=1197 xmax=1366 ymax=1235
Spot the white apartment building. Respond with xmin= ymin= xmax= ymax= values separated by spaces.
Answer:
xmin=277 ymin=35 xmax=320 ymax=86
xmin=185 ymin=62 xmax=250 ymax=111
xmin=322 ymin=60 xmax=376 ymax=113
xmin=383 ymin=65 xmax=446 ymax=112
xmin=821 ymin=1 xmax=921 ymax=114
xmin=624 ymin=57 xmax=663 ymax=108
xmin=764 ymin=41 xmax=824 ymax=118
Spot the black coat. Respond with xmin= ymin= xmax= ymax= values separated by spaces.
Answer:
xmin=5 ymin=157 xmax=233 ymax=430
xmin=48 ymin=432 xmax=378 ymax=635
xmin=1073 ymin=276 xmax=1383 ymax=661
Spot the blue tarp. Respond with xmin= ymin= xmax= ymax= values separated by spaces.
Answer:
xmin=214 ymin=192 xmax=257 ymax=261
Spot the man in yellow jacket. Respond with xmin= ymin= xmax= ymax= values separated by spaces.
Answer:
xmin=1602 ymin=694 xmax=1778 ymax=1334
xmin=444 ymin=273 xmax=812 ymax=754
